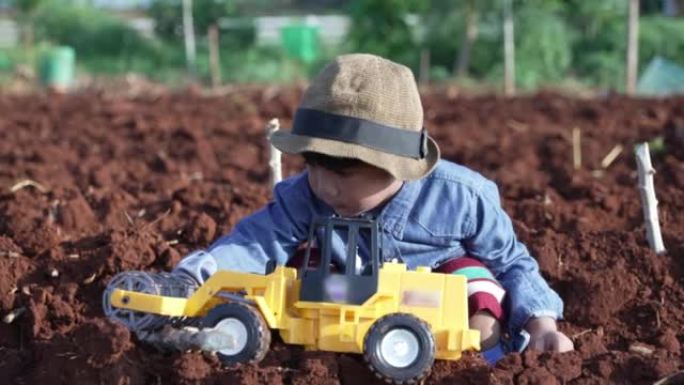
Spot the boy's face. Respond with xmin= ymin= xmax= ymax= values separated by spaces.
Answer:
xmin=306 ymin=162 xmax=403 ymax=217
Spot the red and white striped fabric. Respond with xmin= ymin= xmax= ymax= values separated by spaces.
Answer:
xmin=435 ymin=256 xmax=506 ymax=321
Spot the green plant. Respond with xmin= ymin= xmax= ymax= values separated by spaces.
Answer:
xmin=515 ymin=7 xmax=574 ymax=89
xmin=32 ymin=3 xmax=164 ymax=60
xmin=347 ymin=0 xmax=426 ymax=70
xmin=563 ymin=0 xmax=626 ymax=89
xmin=639 ymin=16 xmax=684 ymax=66
xmin=220 ymin=45 xmax=300 ymax=83
xmin=149 ymin=0 xmax=255 ymax=48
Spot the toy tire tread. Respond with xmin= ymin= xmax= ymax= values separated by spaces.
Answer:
xmin=363 ymin=313 xmax=435 ymax=385
xmin=201 ymin=302 xmax=271 ymax=364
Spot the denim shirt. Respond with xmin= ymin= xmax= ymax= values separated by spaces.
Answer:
xmin=174 ymin=160 xmax=564 ymax=350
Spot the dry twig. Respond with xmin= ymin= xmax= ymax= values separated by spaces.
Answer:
xmin=506 ymin=120 xmax=529 ymax=132
xmin=3 ymin=307 xmax=26 ymax=324
xmin=123 ymin=211 xmax=135 ymax=227
xmin=629 ymin=342 xmax=654 ymax=355
xmin=83 ymin=272 xmax=98 ymax=284
xmin=571 ymin=328 xmax=593 ymax=340
xmin=9 ymin=179 xmax=49 ymax=193
xmin=572 ymin=127 xmax=582 ymax=170
xmin=0 ymin=251 xmax=20 ymax=258
xmin=601 ymin=144 xmax=624 ymax=169
xmin=142 ymin=208 xmax=171 ymax=231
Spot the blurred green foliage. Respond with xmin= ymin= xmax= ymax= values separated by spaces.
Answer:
xmin=563 ymin=0 xmax=627 ymax=89
xmin=10 ymin=0 xmax=44 ymax=13
xmin=347 ymin=0 xmax=426 ymax=68
xmin=149 ymin=0 xmax=256 ymax=48
xmin=640 ymin=16 xmax=684 ymax=65
xmin=1 ymin=0 xmax=684 ymax=90
xmin=2 ymin=0 xmax=297 ymax=84
xmin=514 ymin=6 xmax=574 ymax=88
xmin=421 ymin=0 xmax=684 ymax=90
xmin=32 ymin=3 xmax=162 ymax=59
xmin=23 ymin=1 xmax=175 ymax=79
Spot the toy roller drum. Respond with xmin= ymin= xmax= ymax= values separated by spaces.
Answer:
xmin=363 ymin=313 xmax=436 ymax=384
xmin=102 ymin=271 xmax=197 ymax=332
xmin=201 ymin=302 xmax=271 ymax=365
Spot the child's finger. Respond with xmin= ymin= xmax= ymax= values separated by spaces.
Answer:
xmin=557 ymin=333 xmax=575 ymax=352
xmin=545 ymin=332 xmax=574 ymax=352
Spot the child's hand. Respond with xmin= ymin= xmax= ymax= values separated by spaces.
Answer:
xmin=529 ymin=330 xmax=574 ymax=352
xmin=524 ymin=316 xmax=574 ymax=352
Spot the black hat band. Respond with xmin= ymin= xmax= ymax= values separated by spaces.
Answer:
xmin=291 ymin=108 xmax=427 ymax=159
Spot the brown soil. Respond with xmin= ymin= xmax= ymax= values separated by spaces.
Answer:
xmin=0 ymin=88 xmax=683 ymax=385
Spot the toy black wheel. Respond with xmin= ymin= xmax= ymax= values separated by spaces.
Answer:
xmin=201 ymin=302 xmax=271 ymax=365
xmin=363 ymin=313 xmax=435 ymax=384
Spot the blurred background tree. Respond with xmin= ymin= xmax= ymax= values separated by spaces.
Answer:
xmin=1 ymin=0 xmax=683 ymax=89
xmin=11 ymin=0 xmax=45 ymax=49
xmin=421 ymin=0 xmax=684 ymax=90
xmin=149 ymin=0 xmax=254 ymax=48
xmin=423 ymin=0 xmax=574 ymax=88
xmin=347 ymin=0 xmax=427 ymax=69
xmin=29 ymin=1 xmax=166 ymax=74
xmin=5 ymin=0 xmax=45 ymax=78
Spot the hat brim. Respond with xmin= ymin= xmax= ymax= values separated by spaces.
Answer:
xmin=270 ymin=130 xmax=440 ymax=181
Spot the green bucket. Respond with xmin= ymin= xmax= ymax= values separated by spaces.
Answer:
xmin=281 ymin=24 xmax=320 ymax=64
xmin=0 ymin=51 xmax=12 ymax=72
xmin=39 ymin=46 xmax=75 ymax=91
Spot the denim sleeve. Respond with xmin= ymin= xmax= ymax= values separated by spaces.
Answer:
xmin=173 ymin=174 xmax=311 ymax=283
xmin=463 ymin=180 xmax=564 ymax=339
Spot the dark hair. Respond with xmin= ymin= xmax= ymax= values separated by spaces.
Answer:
xmin=302 ymin=152 xmax=367 ymax=172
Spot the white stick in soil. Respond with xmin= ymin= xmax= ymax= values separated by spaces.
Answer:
xmin=634 ymin=142 xmax=666 ymax=254
xmin=572 ymin=127 xmax=582 ymax=170
xmin=266 ymin=118 xmax=282 ymax=189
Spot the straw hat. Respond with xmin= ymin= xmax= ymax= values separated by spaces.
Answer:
xmin=270 ymin=53 xmax=440 ymax=181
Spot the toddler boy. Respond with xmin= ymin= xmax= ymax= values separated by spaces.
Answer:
xmin=174 ymin=53 xmax=573 ymax=362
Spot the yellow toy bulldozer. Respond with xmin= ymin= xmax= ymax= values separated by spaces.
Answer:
xmin=103 ymin=216 xmax=480 ymax=384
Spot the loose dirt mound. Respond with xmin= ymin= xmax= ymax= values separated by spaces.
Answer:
xmin=0 ymin=88 xmax=682 ymax=384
